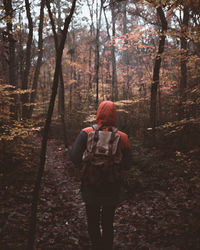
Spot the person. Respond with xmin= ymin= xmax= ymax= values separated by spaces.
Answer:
xmin=70 ymin=101 xmax=131 ymax=250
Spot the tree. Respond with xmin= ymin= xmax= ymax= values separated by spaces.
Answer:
xmin=110 ymin=0 xmax=118 ymax=101
xmin=179 ymin=4 xmax=189 ymax=119
xmin=3 ymin=0 xmax=17 ymax=119
xmin=21 ymin=0 xmax=33 ymax=119
xmin=94 ymin=0 xmax=103 ymax=107
xmin=55 ymin=0 xmax=66 ymax=118
xmin=121 ymin=0 xmax=131 ymax=99
xmin=87 ymin=0 xmax=95 ymax=92
xmin=150 ymin=3 xmax=168 ymax=129
xmin=29 ymin=0 xmax=45 ymax=118
xmin=27 ymin=1 xmax=77 ymax=249
xmin=46 ymin=0 xmax=68 ymax=148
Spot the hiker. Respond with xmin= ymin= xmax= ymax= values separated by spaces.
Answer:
xmin=70 ymin=101 xmax=131 ymax=250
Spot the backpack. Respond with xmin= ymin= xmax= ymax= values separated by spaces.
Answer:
xmin=81 ymin=124 xmax=122 ymax=189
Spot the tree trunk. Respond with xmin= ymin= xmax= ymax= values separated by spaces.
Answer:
xmin=94 ymin=1 xmax=103 ymax=108
xmin=46 ymin=0 xmax=68 ymax=147
xmin=57 ymin=0 xmax=64 ymax=116
xmin=88 ymin=28 xmax=93 ymax=92
xmin=18 ymin=11 xmax=24 ymax=93
xmin=179 ymin=6 xmax=189 ymax=120
xmin=111 ymin=0 xmax=118 ymax=101
xmin=122 ymin=1 xmax=130 ymax=99
xmin=103 ymin=5 xmax=112 ymax=99
xmin=29 ymin=0 xmax=45 ymax=118
xmin=68 ymin=28 xmax=76 ymax=115
xmin=27 ymin=1 xmax=76 ymax=249
xmin=3 ymin=0 xmax=17 ymax=119
xmin=57 ymin=37 xmax=65 ymax=116
xmin=21 ymin=0 xmax=33 ymax=119
xmin=86 ymin=0 xmax=95 ymax=91
xmin=150 ymin=6 xmax=167 ymax=129
xmin=158 ymin=83 xmax=162 ymax=124
xmin=59 ymin=67 xmax=68 ymax=148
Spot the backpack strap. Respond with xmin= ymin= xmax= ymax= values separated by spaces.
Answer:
xmin=108 ymin=127 xmax=118 ymax=156
xmin=93 ymin=124 xmax=118 ymax=133
xmin=91 ymin=125 xmax=99 ymax=156
xmin=92 ymin=124 xmax=100 ymax=131
xmin=111 ymin=127 xmax=118 ymax=133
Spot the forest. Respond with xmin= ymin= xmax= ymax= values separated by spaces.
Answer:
xmin=0 ymin=0 xmax=200 ymax=249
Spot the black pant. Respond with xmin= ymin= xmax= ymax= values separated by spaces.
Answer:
xmin=85 ymin=204 xmax=116 ymax=250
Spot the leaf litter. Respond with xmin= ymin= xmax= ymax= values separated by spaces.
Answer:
xmin=1 ymin=136 xmax=200 ymax=249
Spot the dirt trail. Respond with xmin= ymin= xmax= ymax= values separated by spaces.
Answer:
xmin=36 ymin=138 xmax=90 ymax=249
xmin=1 ymin=136 xmax=200 ymax=249
xmin=35 ymin=138 xmax=200 ymax=250
xmin=36 ymin=138 xmax=136 ymax=249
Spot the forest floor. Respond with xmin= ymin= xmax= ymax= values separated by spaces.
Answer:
xmin=1 ymin=134 xmax=200 ymax=250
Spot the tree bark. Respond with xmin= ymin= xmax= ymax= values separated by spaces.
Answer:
xmin=122 ymin=0 xmax=130 ymax=99
xmin=21 ymin=0 xmax=33 ymax=119
xmin=3 ymin=0 xmax=17 ymax=119
xmin=111 ymin=0 xmax=118 ymax=101
xmin=27 ymin=1 xmax=76 ymax=249
xmin=103 ymin=4 xmax=112 ymax=98
xmin=46 ymin=0 xmax=68 ymax=147
xmin=150 ymin=6 xmax=167 ymax=129
xmin=179 ymin=6 xmax=189 ymax=120
xmin=59 ymin=66 xmax=68 ymax=148
xmin=68 ymin=28 xmax=77 ymax=115
xmin=57 ymin=0 xmax=64 ymax=116
xmin=86 ymin=0 xmax=95 ymax=91
xmin=29 ymin=0 xmax=45 ymax=118
xmin=94 ymin=1 xmax=103 ymax=108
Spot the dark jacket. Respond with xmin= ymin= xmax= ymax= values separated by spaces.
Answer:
xmin=70 ymin=101 xmax=131 ymax=205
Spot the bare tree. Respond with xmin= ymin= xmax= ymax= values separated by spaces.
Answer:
xmin=86 ymin=0 xmax=95 ymax=91
xmin=46 ymin=0 xmax=68 ymax=148
xmin=111 ymin=0 xmax=118 ymax=101
xmin=150 ymin=5 xmax=167 ymax=129
xmin=27 ymin=1 xmax=76 ymax=249
xmin=3 ymin=0 xmax=17 ymax=119
xmin=94 ymin=0 xmax=103 ymax=107
xmin=29 ymin=0 xmax=45 ymax=118
xmin=22 ymin=0 xmax=33 ymax=119
xmin=179 ymin=5 xmax=189 ymax=119
xmin=122 ymin=0 xmax=131 ymax=99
